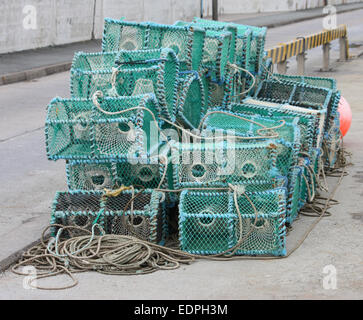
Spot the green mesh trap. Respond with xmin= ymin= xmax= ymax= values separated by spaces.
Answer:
xmin=45 ymin=95 xmax=159 ymax=160
xmin=179 ymin=188 xmax=286 ymax=256
xmin=201 ymin=109 xmax=302 ymax=223
xmin=71 ymin=48 xmax=179 ymax=122
xmin=50 ymin=189 xmax=167 ymax=244
xmin=193 ymin=18 xmax=266 ymax=75
xmin=202 ymin=109 xmax=301 ymax=178
xmin=269 ymin=74 xmax=342 ymax=169
xmin=171 ymin=140 xmax=280 ymax=189
xmin=102 ymin=19 xmax=206 ymax=71
xmin=174 ymin=20 xmax=235 ymax=82
xmin=189 ymin=18 xmax=253 ymax=99
xmin=66 ymin=157 xmax=169 ymax=191
xmin=233 ymin=100 xmax=315 ymax=156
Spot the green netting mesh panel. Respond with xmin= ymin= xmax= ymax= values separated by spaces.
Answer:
xmin=175 ymin=71 xmax=205 ymax=129
xmin=66 ymin=157 xmax=168 ymax=191
xmin=171 ymin=140 xmax=279 ymax=189
xmin=201 ymin=67 xmax=235 ymax=111
xmin=71 ymin=48 xmax=179 ymax=122
xmin=102 ymin=19 xmax=206 ymax=71
xmin=45 ymin=95 xmax=158 ymax=160
xmin=51 ymin=189 xmax=167 ymax=244
xmin=179 ymin=188 xmax=286 ymax=256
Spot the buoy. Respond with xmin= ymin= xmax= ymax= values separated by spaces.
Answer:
xmin=338 ymin=96 xmax=352 ymax=137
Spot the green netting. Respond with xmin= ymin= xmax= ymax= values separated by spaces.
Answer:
xmin=71 ymin=51 xmax=118 ymax=71
xmin=171 ymin=140 xmax=280 ymax=189
xmin=179 ymin=188 xmax=286 ymax=256
xmin=66 ymin=157 xmax=169 ymax=191
xmin=175 ymin=71 xmax=205 ymax=129
xmin=50 ymin=189 xmax=167 ymax=244
xmin=45 ymin=95 xmax=159 ymax=160
xmin=71 ymin=48 xmax=179 ymax=122
xmin=102 ymin=19 xmax=206 ymax=71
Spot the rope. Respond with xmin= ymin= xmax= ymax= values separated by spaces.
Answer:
xmin=227 ymin=63 xmax=256 ymax=97
xmin=12 ymin=162 xmax=345 ymax=289
xmin=92 ymin=91 xmax=281 ymax=144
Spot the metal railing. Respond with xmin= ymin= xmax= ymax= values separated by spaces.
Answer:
xmin=266 ymin=24 xmax=349 ymax=74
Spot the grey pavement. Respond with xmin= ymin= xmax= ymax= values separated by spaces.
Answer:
xmin=1 ymin=2 xmax=363 ymax=85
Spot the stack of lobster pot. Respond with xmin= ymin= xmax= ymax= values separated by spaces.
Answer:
xmin=44 ymin=17 xmax=342 ymax=256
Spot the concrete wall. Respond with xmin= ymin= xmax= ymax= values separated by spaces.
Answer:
xmin=0 ymin=0 xmax=95 ymax=54
xmin=1 ymin=0 xmax=362 ymax=54
xmin=203 ymin=0 xmax=362 ymax=16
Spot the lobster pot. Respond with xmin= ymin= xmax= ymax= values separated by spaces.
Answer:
xmin=179 ymin=188 xmax=287 ymax=256
xmin=71 ymin=48 xmax=179 ymax=122
xmin=102 ymin=19 xmax=206 ymax=71
xmin=255 ymin=79 xmax=331 ymax=111
xmin=193 ymin=18 xmax=266 ymax=75
xmin=232 ymin=101 xmax=315 ymax=156
xmin=202 ymin=109 xmax=301 ymax=179
xmin=190 ymin=19 xmax=253 ymax=98
xmin=176 ymin=71 xmax=206 ymax=129
xmin=171 ymin=140 xmax=279 ymax=189
xmin=270 ymin=74 xmax=342 ymax=169
xmin=244 ymin=97 xmax=326 ymax=156
xmin=202 ymin=109 xmax=301 ymax=222
xmin=71 ymin=51 xmax=117 ymax=72
xmin=66 ymin=157 xmax=168 ymax=191
xmin=45 ymin=95 xmax=158 ymax=160
xmin=51 ymin=189 xmax=167 ymax=244
xmin=70 ymin=51 xmax=117 ymax=98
